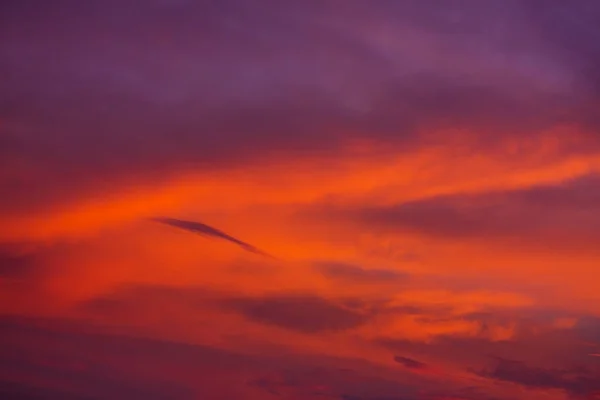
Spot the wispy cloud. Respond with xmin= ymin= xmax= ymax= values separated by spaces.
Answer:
xmin=151 ymin=217 xmax=272 ymax=257
xmin=393 ymin=355 xmax=427 ymax=370
xmin=478 ymin=356 xmax=600 ymax=397
xmin=222 ymin=294 xmax=369 ymax=333
xmin=314 ymin=262 xmax=409 ymax=284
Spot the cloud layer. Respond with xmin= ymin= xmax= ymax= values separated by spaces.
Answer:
xmin=2 ymin=1 xmax=600 ymax=399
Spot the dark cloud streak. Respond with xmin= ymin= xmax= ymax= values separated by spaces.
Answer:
xmin=222 ymin=295 xmax=368 ymax=333
xmin=314 ymin=262 xmax=409 ymax=284
xmin=151 ymin=217 xmax=272 ymax=257
xmin=330 ymin=173 xmax=600 ymax=248
xmin=393 ymin=356 xmax=427 ymax=370
xmin=479 ymin=357 xmax=600 ymax=397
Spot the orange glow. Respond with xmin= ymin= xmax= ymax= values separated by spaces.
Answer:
xmin=3 ymin=7 xmax=600 ymax=396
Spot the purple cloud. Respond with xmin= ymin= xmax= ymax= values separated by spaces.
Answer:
xmin=314 ymin=262 xmax=409 ymax=284
xmin=2 ymin=1 xmax=599 ymax=214
xmin=393 ymin=356 xmax=427 ymax=370
xmin=222 ymin=294 xmax=369 ymax=333
xmin=328 ymin=173 xmax=600 ymax=248
xmin=479 ymin=357 xmax=600 ymax=397
xmin=151 ymin=217 xmax=272 ymax=257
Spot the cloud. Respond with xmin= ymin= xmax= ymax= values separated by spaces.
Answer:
xmin=79 ymin=282 xmax=533 ymax=343
xmin=572 ymin=316 xmax=600 ymax=347
xmin=222 ymin=294 xmax=369 ymax=334
xmin=0 ymin=246 xmax=36 ymax=279
xmin=151 ymin=217 xmax=272 ymax=257
xmin=376 ymin=305 xmax=600 ymax=396
xmin=330 ymin=173 xmax=600 ymax=248
xmin=0 ymin=315 xmax=478 ymax=400
xmin=2 ymin=0 xmax=599 ymax=219
xmin=314 ymin=262 xmax=409 ymax=284
xmin=2 ymin=4 xmax=600 ymax=399
xmin=0 ymin=317 xmax=216 ymax=400
xmin=393 ymin=356 xmax=427 ymax=370
xmin=479 ymin=357 xmax=600 ymax=397
xmin=0 ymin=381 xmax=94 ymax=400
xmin=79 ymin=284 xmax=217 ymax=323
xmin=0 ymin=242 xmax=67 ymax=282
xmin=521 ymin=1 xmax=600 ymax=102
xmin=80 ymin=284 xmax=370 ymax=335
xmin=376 ymin=307 xmax=600 ymax=374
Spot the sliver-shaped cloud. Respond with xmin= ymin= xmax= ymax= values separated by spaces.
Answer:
xmin=151 ymin=217 xmax=272 ymax=257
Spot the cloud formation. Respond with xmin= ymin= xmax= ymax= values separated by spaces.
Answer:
xmin=325 ymin=173 xmax=600 ymax=251
xmin=393 ymin=356 xmax=427 ymax=370
xmin=2 ymin=0 xmax=600 ymax=219
xmin=314 ymin=262 xmax=409 ymax=284
xmin=2 ymin=1 xmax=600 ymax=399
xmin=479 ymin=357 xmax=600 ymax=398
xmin=151 ymin=217 xmax=271 ymax=256
xmin=0 ymin=246 xmax=35 ymax=279
xmin=222 ymin=294 xmax=369 ymax=334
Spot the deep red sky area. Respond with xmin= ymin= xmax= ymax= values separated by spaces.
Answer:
xmin=2 ymin=1 xmax=600 ymax=399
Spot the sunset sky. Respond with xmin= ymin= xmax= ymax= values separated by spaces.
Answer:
xmin=2 ymin=1 xmax=600 ymax=399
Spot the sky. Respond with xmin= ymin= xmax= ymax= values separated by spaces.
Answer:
xmin=1 ymin=1 xmax=600 ymax=399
